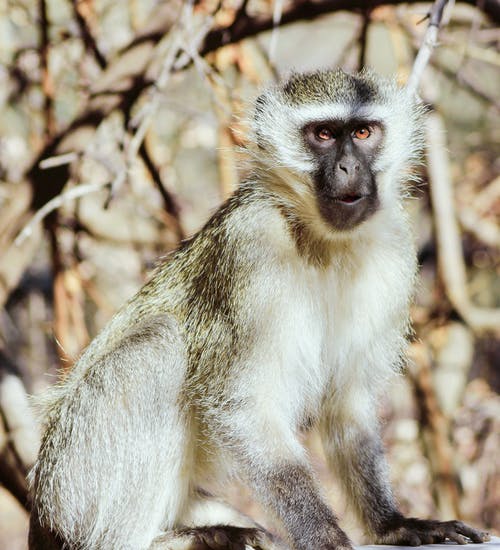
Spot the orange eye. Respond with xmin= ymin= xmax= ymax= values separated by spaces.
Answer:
xmin=316 ymin=127 xmax=333 ymax=141
xmin=354 ymin=127 xmax=371 ymax=140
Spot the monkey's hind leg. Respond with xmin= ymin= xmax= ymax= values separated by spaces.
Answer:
xmin=30 ymin=315 xmax=192 ymax=550
xmin=152 ymin=526 xmax=279 ymax=550
xmin=150 ymin=491 xmax=287 ymax=550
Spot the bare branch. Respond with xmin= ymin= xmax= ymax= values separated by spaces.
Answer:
xmin=406 ymin=0 xmax=450 ymax=97
xmin=138 ymin=142 xmax=184 ymax=240
xmin=15 ymin=181 xmax=111 ymax=246
xmin=425 ymin=111 xmax=500 ymax=334
xmin=127 ymin=34 xmax=182 ymax=162
xmin=357 ymin=9 xmax=372 ymax=70
xmin=199 ymin=0 xmax=499 ymax=57
xmin=397 ymin=16 xmax=500 ymax=108
xmin=39 ymin=152 xmax=79 ymax=169
xmin=268 ymin=0 xmax=284 ymax=63
xmin=407 ymin=342 xmax=461 ymax=517
xmin=39 ymin=0 xmax=56 ymax=139
xmin=71 ymin=0 xmax=107 ymax=70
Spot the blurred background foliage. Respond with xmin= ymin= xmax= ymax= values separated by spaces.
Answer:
xmin=0 ymin=1 xmax=498 ymax=548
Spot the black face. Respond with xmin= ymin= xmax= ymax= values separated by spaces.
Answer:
xmin=303 ymin=119 xmax=384 ymax=231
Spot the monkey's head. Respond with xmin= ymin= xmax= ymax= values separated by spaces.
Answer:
xmin=252 ymin=69 xmax=425 ymax=232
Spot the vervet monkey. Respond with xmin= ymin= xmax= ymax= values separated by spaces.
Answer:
xmin=29 ymin=70 xmax=490 ymax=550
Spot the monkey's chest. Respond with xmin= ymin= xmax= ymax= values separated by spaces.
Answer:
xmin=279 ymin=255 xmax=412 ymax=412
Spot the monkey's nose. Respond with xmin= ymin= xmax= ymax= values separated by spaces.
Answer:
xmin=338 ymin=159 xmax=360 ymax=175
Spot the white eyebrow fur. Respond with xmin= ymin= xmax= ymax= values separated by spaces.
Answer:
xmin=290 ymin=103 xmax=392 ymax=126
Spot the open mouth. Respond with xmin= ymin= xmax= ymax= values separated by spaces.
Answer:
xmin=334 ymin=194 xmax=365 ymax=205
xmin=318 ymin=189 xmax=379 ymax=231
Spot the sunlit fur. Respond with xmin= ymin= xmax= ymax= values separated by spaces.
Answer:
xmin=29 ymin=70 xmax=426 ymax=550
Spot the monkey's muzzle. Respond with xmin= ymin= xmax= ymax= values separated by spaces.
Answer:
xmin=318 ymin=190 xmax=379 ymax=231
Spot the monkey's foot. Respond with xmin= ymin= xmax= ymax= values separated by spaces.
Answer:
xmin=375 ymin=518 xmax=490 ymax=546
xmin=176 ymin=525 xmax=283 ymax=550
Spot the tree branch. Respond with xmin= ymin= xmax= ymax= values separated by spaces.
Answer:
xmin=406 ymin=0 xmax=450 ymax=96
xmin=138 ymin=142 xmax=184 ymax=240
xmin=199 ymin=0 xmax=499 ymax=56
xmin=357 ymin=9 xmax=372 ymax=70
xmin=71 ymin=0 xmax=107 ymax=70
xmin=39 ymin=0 xmax=56 ymax=139
xmin=426 ymin=111 xmax=500 ymax=334
xmin=22 ymin=0 xmax=500 ymax=247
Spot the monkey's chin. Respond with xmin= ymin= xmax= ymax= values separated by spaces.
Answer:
xmin=317 ymin=193 xmax=380 ymax=232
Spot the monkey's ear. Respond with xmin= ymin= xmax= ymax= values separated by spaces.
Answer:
xmin=252 ymin=94 xmax=269 ymax=149
xmin=253 ymin=94 xmax=268 ymax=118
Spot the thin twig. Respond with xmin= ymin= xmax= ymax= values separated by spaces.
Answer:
xmin=39 ymin=152 xmax=79 ymax=169
xmin=39 ymin=0 xmax=56 ymax=139
xmin=127 ymin=3 xmax=215 ymax=161
xmin=442 ymin=39 xmax=500 ymax=66
xmin=138 ymin=142 xmax=184 ymax=240
xmin=127 ymin=35 xmax=182 ymax=161
xmin=357 ymin=9 xmax=371 ymax=70
xmin=406 ymin=0 xmax=450 ymax=96
xmin=398 ymin=16 xmax=500 ymax=108
xmin=431 ymin=59 xmax=500 ymax=109
xmin=15 ymin=181 xmax=111 ymax=246
xmin=71 ymin=0 xmax=107 ymax=69
xmin=268 ymin=0 xmax=284 ymax=63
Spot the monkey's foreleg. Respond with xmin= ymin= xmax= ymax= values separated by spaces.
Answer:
xmin=230 ymin=429 xmax=353 ymax=550
xmin=254 ymin=462 xmax=353 ymax=550
xmin=320 ymin=403 xmax=489 ymax=546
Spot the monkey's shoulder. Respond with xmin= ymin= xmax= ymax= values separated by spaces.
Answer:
xmin=152 ymin=185 xmax=293 ymax=281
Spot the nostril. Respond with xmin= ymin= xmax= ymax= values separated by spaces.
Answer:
xmin=339 ymin=164 xmax=348 ymax=174
xmin=354 ymin=164 xmax=360 ymax=172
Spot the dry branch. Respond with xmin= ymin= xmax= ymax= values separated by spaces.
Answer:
xmin=19 ymin=0 xmax=498 ymax=239
xmin=16 ymin=3 xmax=210 ymax=246
xmin=71 ymin=0 xmax=107 ymax=70
xmin=15 ymin=181 xmax=111 ymax=246
xmin=406 ymin=0 xmax=449 ymax=97
xmin=39 ymin=0 xmax=56 ymax=140
xmin=426 ymin=112 xmax=500 ymax=334
xmin=198 ymin=0 xmax=499 ymax=57
xmin=398 ymin=16 xmax=500 ymax=108
xmin=407 ymin=342 xmax=461 ymax=518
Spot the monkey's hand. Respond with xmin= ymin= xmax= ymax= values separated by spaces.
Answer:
xmin=375 ymin=517 xmax=490 ymax=546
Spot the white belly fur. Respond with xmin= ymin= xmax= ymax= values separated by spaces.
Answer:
xmin=242 ymin=211 xmax=416 ymax=434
